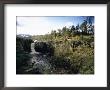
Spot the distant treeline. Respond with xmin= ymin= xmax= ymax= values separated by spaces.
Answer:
xmin=32 ymin=16 xmax=94 ymax=42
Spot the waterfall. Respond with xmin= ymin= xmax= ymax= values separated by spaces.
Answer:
xmin=30 ymin=43 xmax=36 ymax=54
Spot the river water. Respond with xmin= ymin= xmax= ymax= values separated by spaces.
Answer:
xmin=25 ymin=43 xmax=52 ymax=74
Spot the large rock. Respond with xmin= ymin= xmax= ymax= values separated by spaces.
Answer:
xmin=34 ymin=41 xmax=54 ymax=56
xmin=16 ymin=36 xmax=33 ymax=53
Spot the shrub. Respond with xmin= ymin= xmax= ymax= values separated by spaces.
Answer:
xmin=50 ymin=37 xmax=94 ymax=74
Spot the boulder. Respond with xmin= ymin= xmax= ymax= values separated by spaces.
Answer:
xmin=34 ymin=41 xmax=54 ymax=56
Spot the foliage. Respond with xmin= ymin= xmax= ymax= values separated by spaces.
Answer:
xmin=32 ymin=34 xmax=94 ymax=74
xmin=49 ymin=35 xmax=94 ymax=74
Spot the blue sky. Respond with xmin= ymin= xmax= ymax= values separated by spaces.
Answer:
xmin=46 ymin=16 xmax=84 ymax=26
xmin=17 ymin=16 xmax=94 ymax=35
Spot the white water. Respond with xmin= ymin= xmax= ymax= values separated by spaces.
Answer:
xmin=26 ymin=43 xmax=52 ymax=74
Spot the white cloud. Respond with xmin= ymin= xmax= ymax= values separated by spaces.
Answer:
xmin=17 ymin=17 xmax=64 ymax=35
xmin=17 ymin=17 xmax=50 ymax=35
xmin=17 ymin=17 xmax=76 ymax=35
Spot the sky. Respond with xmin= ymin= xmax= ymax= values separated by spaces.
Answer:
xmin=17 ymin=16 xmax=94 ymax=35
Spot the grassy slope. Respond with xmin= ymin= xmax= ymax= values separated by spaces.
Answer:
xmin=31 ymin=35 xmax=94 ymax=74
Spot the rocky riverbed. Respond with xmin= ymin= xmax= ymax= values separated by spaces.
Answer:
xmin=24 ymin=43 xmax=52 ymax=74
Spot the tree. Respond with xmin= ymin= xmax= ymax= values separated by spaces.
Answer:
xmin=76 ymin=24 xmax=80 ymax=30
xmin=62 ymin=26 xmax=67 ymax=34
xmin=87 ymin=16 xmax=94 ymax=34
xmin=75 ymin=24 xmax=80 ymax=35
xmin=51 ymin=30 xmax=57 ymax=38
xmin=70 ymin=25 xmax=76 ymax=35
xmin=80 ymin=20 xmax=87 ymax=34
xmin=57 ymin=29 xmax=62 ymax=36
xmin=81 ymin=16 xmax=94 ymax=35
xmin=86 ymin=16 xmax=94 ymax=25
xmin=81 ymin=16 xmax=94 ymax=25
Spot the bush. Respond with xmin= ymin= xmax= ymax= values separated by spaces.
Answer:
xmin=71 ymin=40 xmax=83 ymax=48
xmin=50 ymin=36 xmax=94 ymax=74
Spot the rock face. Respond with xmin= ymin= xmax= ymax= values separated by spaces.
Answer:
xmin=16 ymin=36 xmax=33 ymax=53
xmin=34 ymin=41 xmax=54 ymax=56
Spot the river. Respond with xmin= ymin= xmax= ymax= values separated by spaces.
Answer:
xmin=25 ymin=43 xmax=52 ymax=74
